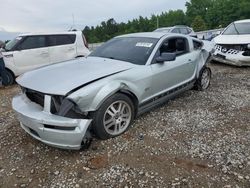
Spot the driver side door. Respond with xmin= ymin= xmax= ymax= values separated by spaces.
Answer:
xmin=149 ymin=37 xmax=196 ymax=97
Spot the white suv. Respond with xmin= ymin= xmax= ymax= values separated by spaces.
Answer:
xmin=212 ymin=19 xmax=250 ymax=66
xmin=1 ymin=31 xmax=90 ymax=84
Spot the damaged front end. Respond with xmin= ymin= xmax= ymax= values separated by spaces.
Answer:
xmin=12 ymin=87 xmax=92 ymax=150
xmin=213 ymin=44 xmax=250 ymax=66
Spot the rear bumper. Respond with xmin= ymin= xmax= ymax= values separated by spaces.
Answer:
xmin=12 ymin=94 xmax=92 ymax=150
xmin=212 ymin=51 xmax=250 ymax=66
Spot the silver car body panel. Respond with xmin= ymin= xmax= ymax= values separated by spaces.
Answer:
xmin=16 ymin=57 xmax=137 ymax=95
xmin=13 ymin=32 xmax=211 ymax=149
xmin=13 ymin=94 xmax=92 ymax=149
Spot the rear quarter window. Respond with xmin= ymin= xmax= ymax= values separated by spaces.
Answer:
xmin=193 ymin=40 xmax=203 ymax=50
xmin=48 ymin=34 xmax=76 ymax=46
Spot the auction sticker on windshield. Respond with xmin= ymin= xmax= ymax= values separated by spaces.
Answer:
xmin=136 ymin=42 xmax=153 ymax=48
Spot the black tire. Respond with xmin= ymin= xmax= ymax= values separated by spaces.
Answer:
xmin=92 ymin=93 xmax=135 ymax=140
xmin=1 ymin=69 xmax=15 ymax=86
xmin=195 ymin=66 xmax=212 ymax=91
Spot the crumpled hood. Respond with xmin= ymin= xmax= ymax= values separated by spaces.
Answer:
xmin=17 ymin=57 xmax=136 ymax=95
xmin=214 ymin=34 xmax=250 ymax=44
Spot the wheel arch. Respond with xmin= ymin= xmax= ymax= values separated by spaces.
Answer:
xmin=88 ymin=82 xmax=140 ymax=114
xmin=5 ymin=67 xmax=15 ymax=78
xmin=117 ymin=89 xmax=139 ymax=117
xmin=4 ymin=67 xmax=16 ymax=85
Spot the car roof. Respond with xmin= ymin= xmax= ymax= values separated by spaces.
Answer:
xmin=234 ymin=19 xmax=250 ymax=24
xmin=174 ymin=25 xmax=190 ymax=28
xmin=117 ymin=32 xmax=182 ymax=39
xmin=155 ymin=27 xmax=172 ymax=30
xmin=157 ymin=25 xmax=191 ymax=29
xmin=18 ymin=31 xmax=81 ymax=37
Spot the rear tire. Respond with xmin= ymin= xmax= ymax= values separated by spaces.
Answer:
xmin=92 ymin=93 xmax=135 ymax=140
xmin=195 ymin=67 xmax=211 ymax=91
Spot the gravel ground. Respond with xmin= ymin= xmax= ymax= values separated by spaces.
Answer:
xmin=0 ymin=62 xmax=249 ymax=188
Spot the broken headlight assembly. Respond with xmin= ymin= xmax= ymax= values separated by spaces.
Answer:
xmin=51 ymin=96 xmax=88 ymax=119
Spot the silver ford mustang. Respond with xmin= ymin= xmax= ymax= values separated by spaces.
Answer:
xmin=12 ymin=32 xmax=212 ymax=150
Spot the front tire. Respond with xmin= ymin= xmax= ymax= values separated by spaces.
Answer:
xmin=195 ymin=67 xmax=211 ymax=91
xmin=1 ymin=69 xmax=15 ymax=86
xmin=92 ymin=93 xmax=135 ymax=140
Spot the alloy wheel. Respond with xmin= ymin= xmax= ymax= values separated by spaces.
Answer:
xmin=201 ymin=68 xmax=211 ymax=89
xmin=103 ymin=100 xmax=132 ymax=136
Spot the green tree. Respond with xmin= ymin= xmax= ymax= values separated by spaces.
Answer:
xmin=191 ymin=16 xmax=207 ymax=31
xmin=185 ymin=0 xmax=212 ymax=25
xmin=82 ymin=0 xmax=250 ymax=43
xmin=160 ymin=10 xmax=186 ymax=27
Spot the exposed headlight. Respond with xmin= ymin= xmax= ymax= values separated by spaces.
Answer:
xmin=51 ymin=97 xmax=87 ymax=119
xmin=57 ymin=99 xmax=75 ymax=116
xmin=247 ymin=44 xmax=250 ymax=50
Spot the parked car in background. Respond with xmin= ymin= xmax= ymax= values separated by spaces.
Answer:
xmin=212 ymin=19 xmax=250 ymax=66
xmin=154 ymin=25 xmax=197 ymax=38
xmin=12 ymin=32 xmax=212 ymax=150
xmin=202 ymin=31 xmax=220 ymax=41
xmin=1 ymin=31 xmax=90 ymax=85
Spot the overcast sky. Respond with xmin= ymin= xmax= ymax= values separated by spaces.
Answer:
xmin=0 ymin=0 xmax=186 ymax=39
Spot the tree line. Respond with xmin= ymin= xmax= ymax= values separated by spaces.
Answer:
xmin=83 ymin=0 xmax=250 ymax=43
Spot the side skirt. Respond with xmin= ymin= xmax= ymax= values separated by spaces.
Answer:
xmin=137 ymin=80 xmax=195 ymax=116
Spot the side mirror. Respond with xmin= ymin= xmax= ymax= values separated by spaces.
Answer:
xmin=156 ymin=52 xmax=176 ymax=63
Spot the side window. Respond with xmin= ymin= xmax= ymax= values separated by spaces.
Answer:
xmin=159 ymin=37 xmax=189 ymax=56
xmin=193 ymin=40 xmax=203 ymax=50
xmin=180 ymin=28 xmax=189 ymax=35
xmin=48 ymin=35 xmax=76 ymax=46
xmin=18 ymin=36 xmax=46 ymax=50
xmin=171 ymin=28 xmax=180 ymax=33
xmin=68 ymin=34 xmax=76 ymax=43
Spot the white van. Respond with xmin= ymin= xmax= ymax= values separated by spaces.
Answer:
xmin=2 ymin=31 xmax=90 ymax=84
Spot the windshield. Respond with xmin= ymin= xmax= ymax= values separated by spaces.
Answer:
xmin=223 ymin=22 xmax=250 ymax=35
xmin=89 ymin=37 xmax=158 ymax=65
xmin=5 ymin=36 xmax=23 ymax=51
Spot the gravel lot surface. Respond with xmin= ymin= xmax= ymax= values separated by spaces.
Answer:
xmin=0 ymin=62 xmax=249 ymax=188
